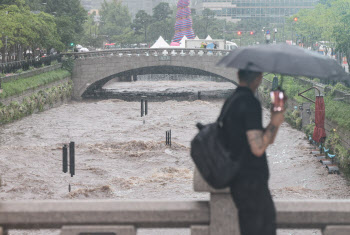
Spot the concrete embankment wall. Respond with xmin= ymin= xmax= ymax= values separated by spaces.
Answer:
xmin=0 ymin=66 xmax=72 ymax=125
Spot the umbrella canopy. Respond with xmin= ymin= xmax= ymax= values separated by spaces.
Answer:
xmin=206 ymin=43 xmax=215 ymax=49
xmin=313 ymin=96 xmax=326 ymax=143
xmin=217 ymin=44 xmax=349 ymax=82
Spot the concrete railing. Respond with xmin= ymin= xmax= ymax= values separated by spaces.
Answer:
xmin=1 ymin=170 xmax=350 ymax=235
xmin=62 ymin=48 xmax=231 ymax=59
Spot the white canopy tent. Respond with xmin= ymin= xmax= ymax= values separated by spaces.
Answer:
xmin=205 ymin=35 xmax=213 ymax=40
xmin=150 ymin=36 xmax=170 ymax=48
xmin=179 ymin=35 xmax=188 ymax=48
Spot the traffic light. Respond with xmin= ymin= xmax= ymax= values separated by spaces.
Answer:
xmin=237 ymin=31 xmax=242 ymax=35
xmin=70 ymin=42 xmax=74 ymax=46
xmin=294 ymin=17 xmax=298 ymax=22
xmin=250 ymin=31 xmax=254 ymax=35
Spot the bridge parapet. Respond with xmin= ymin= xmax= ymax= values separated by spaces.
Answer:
xmin=1 ymin=170 xmax=350 ymax=235
xmin=62 ymin=48 xmax=231 ymax=60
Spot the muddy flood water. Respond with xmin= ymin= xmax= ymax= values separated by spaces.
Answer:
xmin=1 ymin=81 xmax=350 ymax=235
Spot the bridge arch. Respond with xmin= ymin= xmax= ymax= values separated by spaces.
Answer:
xmin=81 ymin=65 xmax=237 ymax=98
xmin=70 ymin=49 xmax=238 ymax=99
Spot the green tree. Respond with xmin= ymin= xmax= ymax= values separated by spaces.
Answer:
xmin=152 ymin=2 xmax=172 ymax=22
xmin=81 ymin=12 xmax=103 ymax=48
xmin=331 ymin=0 xmax=350 ymax=68
xmin=44 ymin=0 xmax=87 ymax=48
xmin=99 ymin=0 xmax=133 ymax=45
xmin=192 ymin=8 xmax=216 ymax=38
xmin=148 ymin=18 xmax=175 ymax=42
xmin=133 ymin=10 xmax=152 ymax=42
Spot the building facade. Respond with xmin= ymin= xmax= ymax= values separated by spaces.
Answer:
xmin=81 ymin=0 xmax=178 ymax=17
xmin=194 ymin=0 xmax=319 ymax=23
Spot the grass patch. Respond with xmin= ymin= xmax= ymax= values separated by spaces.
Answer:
xmin=0 ymin=69 xmax=70 ymax=99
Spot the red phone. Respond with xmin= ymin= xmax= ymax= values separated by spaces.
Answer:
xmin=270 ymin=89 xmax=285 ymax=112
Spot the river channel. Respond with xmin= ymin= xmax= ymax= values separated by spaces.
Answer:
xmin=1 ymin=80 xmax=350 ymax=235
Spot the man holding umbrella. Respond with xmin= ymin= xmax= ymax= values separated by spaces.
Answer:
xmin=217 ymin=44 xmax=348 ymax=235
xmin=221 ymin=69 xmax=285 ymax=235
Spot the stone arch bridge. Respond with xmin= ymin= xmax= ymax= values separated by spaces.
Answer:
xmin=65 ymin=49 xmax=238 ymax=100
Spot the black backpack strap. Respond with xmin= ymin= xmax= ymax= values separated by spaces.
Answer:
xmin=217 ymin=93 xmax=238 ymax=127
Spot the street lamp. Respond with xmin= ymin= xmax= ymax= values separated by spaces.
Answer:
xmin=237 ymin=31 xmax=242 ymax=46
xmin=292 ymin=17 xmax=298 ymax=45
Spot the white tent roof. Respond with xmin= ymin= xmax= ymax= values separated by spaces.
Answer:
xmin=179 ymin=35 xmax=188 ymax=48
xmin=194 ymin=36 xmax=199 ymax=40
xmin=205 ymin=35 xmax=212 ymax=40
xmin=151 ymin=36 xmax=170 ymax=48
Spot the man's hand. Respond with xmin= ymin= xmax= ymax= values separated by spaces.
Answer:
xmin=271 ymin=110 xmax=285 ymax=127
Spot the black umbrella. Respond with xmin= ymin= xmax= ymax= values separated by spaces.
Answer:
xmin=217 ymin=44 xmax=349 ymax=83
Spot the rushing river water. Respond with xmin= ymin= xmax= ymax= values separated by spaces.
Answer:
xmin=1 ymin=81 xmax=350 ymax=235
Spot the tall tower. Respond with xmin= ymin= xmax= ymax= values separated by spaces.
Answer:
xmin=172 ymin=0 xmax=195 ymax=43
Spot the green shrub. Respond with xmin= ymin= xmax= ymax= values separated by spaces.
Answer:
xmin=0 ymin=81 xmax=72 ymax=125
xmin=334 ymin=83 xmax=350 ymax=93
xmin=325 ymin=130 xmax=350 ymax=177
xmin=295 ymin=117 xmax=302 ymax=130
xmin=303 ymin=123 xmax=315 ymax=138
xmin=62 ymin=57 xmax=75 ymax=74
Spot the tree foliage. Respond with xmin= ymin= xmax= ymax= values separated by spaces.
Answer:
xmin=99 ymin=0 xmax=133 ymax=46
xmin=0 ymin=0 xmax=86 ymax=63
xmin=152 ymin=2 xmax=172 ymax=22
xmin=292 ymin=0 xmax=350 ymax=67
xmin=133 ymin=10 xmax=152 ymax=41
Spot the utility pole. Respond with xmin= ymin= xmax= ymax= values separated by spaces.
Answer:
xmin=5 ymin=35 xmax=7 ymax=63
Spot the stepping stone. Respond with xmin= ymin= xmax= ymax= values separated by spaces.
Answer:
xmin=311 ymin=150 xmax=320 ymax=155
xmin=326 ymin=165 xmax=340 ymax=174
xmin=321 ymin=159 xmax=332 ymax=166
xmin=316 ymin=155 xmax=326 ymax=161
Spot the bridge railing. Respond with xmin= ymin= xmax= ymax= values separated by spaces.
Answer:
xmin=61 ymin=48 xmax=232 ymax=59
xmin=1 ymin=170 xmax=350 ymax=235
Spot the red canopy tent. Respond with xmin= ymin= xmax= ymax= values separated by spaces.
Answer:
xmin=313 ymin=96 xmax=327 ymax=143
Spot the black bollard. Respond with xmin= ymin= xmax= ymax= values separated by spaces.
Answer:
xmin=198 ymin=91 xmax=201 ymax=100
xmin=141 ymin=99 xmax=144 ymax=117
xmin=166 ymin=131 xmax=168 ymax=145
xmin=169 ymin=130 xmax=171 ymax=147
xmin=62 ymin=144 xmax=68 ymax=173
xmin=69 ymin=142 xmax=75 ymax=177
xmin=165 ymin=130 xmax=172 ymax=146
xmin=69 ymin=184 xmax=71 ymax=192
xmin=145 ymin=100 xmax=148 ymax=116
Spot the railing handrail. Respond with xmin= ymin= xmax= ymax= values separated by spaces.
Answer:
xmin=0 ymin=200 xmax=209 ymax=230
xmin=0 ymin=54 xmax=61 ymax=66
xmin=61 ymin=48 xmax=231 ymax=57
xmin=2 ymin=199 xmax=350 ymax=230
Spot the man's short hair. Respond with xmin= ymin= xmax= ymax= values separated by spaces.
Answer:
xmin=238 ymin=70 xmax=262 ymax=84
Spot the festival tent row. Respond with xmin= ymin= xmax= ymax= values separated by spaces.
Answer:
xmin=151 ymin=35 xmax=214 ymax=49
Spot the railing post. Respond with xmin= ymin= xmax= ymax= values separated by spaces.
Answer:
xmin=61 ymin=225 xmax=136 ymax=235
xmin=323 ymin=225 xmax=350 ymax=235
xmin=192 ymin=169 xmax=240 ymax=235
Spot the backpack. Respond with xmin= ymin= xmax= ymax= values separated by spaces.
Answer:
xmin=190 ymin=94 xmax=241 ymax=189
